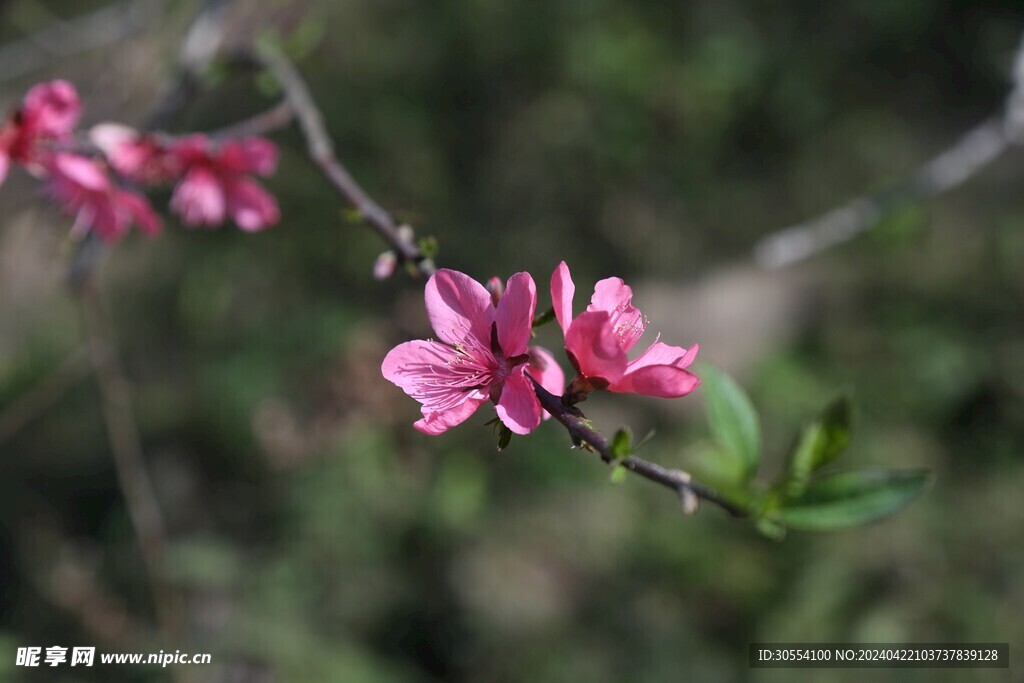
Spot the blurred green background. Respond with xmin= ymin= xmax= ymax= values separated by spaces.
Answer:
xmin=1 ymin=0 xmax=1023 ymax=681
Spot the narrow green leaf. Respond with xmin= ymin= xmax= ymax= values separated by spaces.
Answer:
xmin=778 ymin=469 xmax=930 ymax=531
xmin=609 ymin=464 xmax=628 ymax=484
xmin=532 ymin=307 xmax=556 ymax=328
xmin=784 ymin=397 xmax=852 ymax=498
xmin=610 ymin=427 xmax=632 ymax=460
xmin=699 ymin=364 xmax=760 ymax=481
xmin=418 ymin=236 xmax=439 ymax=259
xmin=497 ymin=426 xmax=512 ymax=451
xmin=755 ymin=517 xmax=787 ymax=540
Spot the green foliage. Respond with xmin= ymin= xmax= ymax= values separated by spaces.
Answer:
xmin=775 ymin=469 xmax=931 ymax=530
xmin=699 ymin=363 xmax=761 ymax=483
xmin=694 ymin=366 xmax=928 ymax=538
xmin=610 ymin=426 xmax=632 ymax=460
xmin=782 ymin=395 xmax=853 ymax=498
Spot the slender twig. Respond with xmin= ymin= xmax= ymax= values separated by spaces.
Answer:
xmin=0 ymin=347 xmax=92 ymax=446
xmin=209 ymin=100 xmax=295 ymax=140
xmin=239 ymin=41 xmax=436 ymax=277
xmin=529 ymin=377 xmax=748 ymax=517
xmin=754 ymin=30 xmax=1024 ymax=269
xmin=74 ymin=280 xmax=183 ymax=653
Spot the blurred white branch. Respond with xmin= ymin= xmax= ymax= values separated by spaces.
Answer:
xmin=755 ymin=30 xmax=1024 ymax=269
xmin=0 ymin=0 xmax=169 ymax=83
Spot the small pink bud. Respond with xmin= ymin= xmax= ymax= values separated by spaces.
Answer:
xmin=374 ymin=251 xmax=398 ymax=280
xmin=486 ymin=276 xmax=504 ymax=306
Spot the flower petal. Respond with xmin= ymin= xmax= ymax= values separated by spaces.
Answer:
xmin=550 ymin=261 xmax=575 ymax=335
xmin=525 ymin=346 xmax=565 ymax=420
xmin=495 ymin=370 xmax=542 ymax=435
xmin=626 ymin=341 xmax=699 ymax=372
xmin=424 ymin=269 xmax=494 ymax=346
xmin=494 ymin=271 xmax=536 ymax=356
xmin=0 ymin=152 xmax=9 ymax=187
xmin=587 ymin=277 xmax=646 ymax=352
xmin=564 ymin=310 xmax=627 ymax=383
xmin=414 ymin=394 xmax=486 ymax=435
xmin=171 ymin=167 xmax=225 ymax=227
xmin=610 ymin=365 xmax=700 ymax=398
xmin=225 ymin=176 xmax=280 ymax=231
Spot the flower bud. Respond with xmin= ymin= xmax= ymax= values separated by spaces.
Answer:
xmin=373 ymin=250 xmax=398 ymax=280
xmin=486 ymin=276 xmax=504 ymax=306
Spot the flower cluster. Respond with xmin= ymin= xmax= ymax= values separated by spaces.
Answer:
xmin=0 ymin=80 xmax=280 ymax=242
xmin=382 ymin=262 xmax=699 ymax=435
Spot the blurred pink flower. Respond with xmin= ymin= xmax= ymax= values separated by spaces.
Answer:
xmin=168 ymin=135 xmax=280 ymax=231
xmin=551 ymin=261 xmax=699 ymax=398
xmin=382 ymin=269 xmax=563 ymax=435
xmin=44 ymin=153 xmax=162 ymax=242
xmin=90 ymin=124 xmax=180 ymax=184
xmin=0 ymin=80 xmax=81 ymax=185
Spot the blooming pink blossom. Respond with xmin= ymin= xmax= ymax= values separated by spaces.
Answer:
xmin=44 ymin=153 xmax=162 ymax=242
xmin=90 ymin=123 xmax=180 ymax=184
xmin=382 ymin=269 xmax=564 ymax=435
xmin=0 ymin=80 xmax=81 ymax=185
xmin=168 ymin=134 xmax=280 ymax=231
xmin=551 ymin=261 xmax=699 ymax=399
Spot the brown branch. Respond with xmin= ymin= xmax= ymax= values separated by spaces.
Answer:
xmin=754 ymin=29 xmax=1024 ymax=269
xmin=74 ymin=280 xmax=183 ymax=652
xmin=529 ymin=377 xmax=748 ymax=518
xmin=209 ymin=100 xmax=295 ymax=140
xmin=241 ymin=41 xmax=436 ymax=277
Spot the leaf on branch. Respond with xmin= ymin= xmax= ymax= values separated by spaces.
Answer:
xmin=776 ymin=469 xmax=930 ymax=531
xmin=783 ymin=395 xmax=853 ymax=499
xmin=699 ymin=363 xmax=760 ymax=482
xmin=609 ymin=464 xmax=628 ymax=484
xmin=610 ymin=427 xmax=632 ymax=460
xmin=497 ymin=425 xmax=512 ymax=452
xmin=418 ymin=235 xmax=439 ymax=260
xmin=532 ymin=307 xmax=556 ymax=328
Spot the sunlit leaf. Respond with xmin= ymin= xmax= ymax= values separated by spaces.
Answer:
xmin=699 ymin=363 xmax=760 ymax=481
xmin=778 ymin=469 xmax=930 ymax=530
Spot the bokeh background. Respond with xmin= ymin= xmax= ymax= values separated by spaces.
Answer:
xmin=1 ymin=0 xmax=1023 ymax=681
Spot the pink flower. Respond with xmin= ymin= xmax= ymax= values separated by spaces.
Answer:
xmin=551 ymin=261 xmax=699 ymax=399
xmin=382 ymin=269 xmax=564 ymax=435
xmin=89 ymin=123 xmax=180 ymax=184
xmin=0 ymin=80 xmax=81 ymax=185
xmin=44 ymin=153 xmax=162 ymax=242
xmin=168 ymin=134 xmax=280 ymax=231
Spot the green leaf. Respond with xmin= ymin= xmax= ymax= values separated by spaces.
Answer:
xmin=497 ymin=426 xmax=512 ymax=451
xmin=418 ymin=236 xmax=439 ymax=259
xmin=784 ymin=396 xmax=853 ymax=498
xmin=609 ymin=464 xmax=628 ymax=484
xmin=778 ymin=469 xmax=930 ymax=531
xmin=532 ymin=307 xmax=556 ymax=328
xmin=699 ymin=364 xmax=760 ymax=481
xmin=755 ymin=516 xmax=787 ymax=540
xmin=610 ymin=427 xmax=632 ymax=460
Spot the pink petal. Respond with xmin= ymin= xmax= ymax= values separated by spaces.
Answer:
xmin=424 ymin=269 xmax=494 ymax=346
xmin=494 ymin=271 xmax=536 ymax=356
xmin=381 ymin=339 xmax=488 ymax=435
xmin=224 ymin=176 xmax=280 ymax=231
xmin=0 ymin=152 xmax=9 ymax=186
xmin=625 ymin=341 xmax=699 ymax=373
xmin=525 ymin=346 xmax=565 ymax=416
xmin=495 ymin=370 xmax=542 ymax=435
xmin=171 ymin=167 xmax=225 ymax=226
xmin=116 ymin=189 xmax=163 ymax=236
xmin=610 ymin=365 xmax=700 ymax=398
xmin=50 ymin=153 xmax=110 ymax=192
xmin=23 ymin=80 xmax=81 ymax=136
xmin=587 ymin=277 xmax=646 ymax=352
xmin=414 ymin=394 xmax=486 ymax=435
xmin=564 ymin=310 xmax=627 ymax=383
xmin=550 ymin=261 xmax=575 ymax=334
